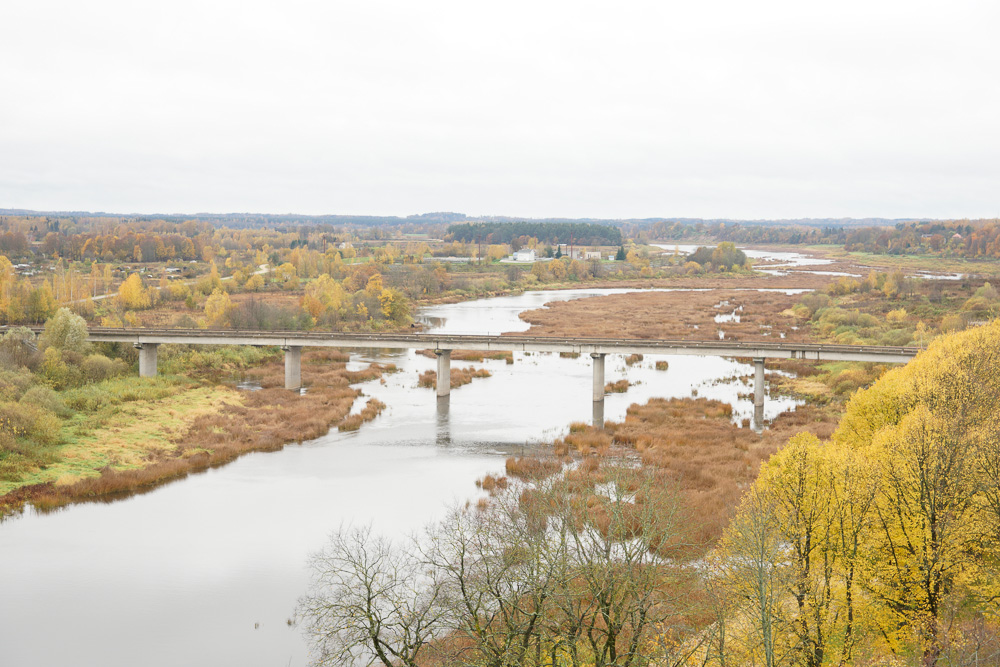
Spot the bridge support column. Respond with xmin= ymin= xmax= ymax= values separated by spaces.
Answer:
xmin=284 ymin=346 xmax=302 ymax=390
xmin=435 ymin=349 xmax=451 ymax=397
xmin=136 ymin=343 xmax=158 ymax=378
xmin=753 ymin=358 xmax=765 ymax=408
xmin=591 ymin=353 xmax=605 ymax=402
xmin=593 ymin=399 xmax=605 ymax=429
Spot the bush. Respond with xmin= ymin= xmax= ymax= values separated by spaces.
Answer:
xmin=798 ymin=293 xmax=831 ymax=317
xmin=886 ymin=308 xmax=908 ymax=324
xmin=0 ymin=401 xmax=61 ymax=446
xmin=41 ymin=307 xmax=90 ymax=354
xmin=39 ymin=347 xmax=83 ymax=389
xmin=81 ymin=354 xmax=128 ymax=383
xmin=0 ymin=368 xmax=36 ymax=401
xmin=62 ymin=377 xmax=179 ymax=412
xmin=0 ymin=327 xmax=40 ymax=369
xmin=20 ymin=385 xmax=70 ymax=418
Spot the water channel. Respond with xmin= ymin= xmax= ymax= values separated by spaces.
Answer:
xmin=0 ymin=281 xmax=806 ymax=667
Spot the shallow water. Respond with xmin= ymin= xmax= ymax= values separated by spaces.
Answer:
xmin=0 ymin=287 xmax=801 ymax=667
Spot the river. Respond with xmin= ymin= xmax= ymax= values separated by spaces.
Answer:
xmin=0 ymin=286 xmax=802 ymax=667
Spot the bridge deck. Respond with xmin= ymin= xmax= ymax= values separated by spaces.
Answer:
xmin=64 ymin=327 xmax=920 ymax=363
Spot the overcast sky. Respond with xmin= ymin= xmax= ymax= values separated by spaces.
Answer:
xmin=2 ymin=1 xmax=998 ymax=219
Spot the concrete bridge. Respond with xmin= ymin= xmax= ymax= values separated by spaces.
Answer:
xmin=70 ymin=328 xmax=920 ymax=412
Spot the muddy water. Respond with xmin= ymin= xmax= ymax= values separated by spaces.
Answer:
xmin=0 ymin=288 xmax=801 ymax=667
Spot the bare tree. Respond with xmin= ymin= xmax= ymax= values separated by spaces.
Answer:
xmin=300 ymin=465 xmax=693 ymax=667
xmin=299 ymin=525 xmax=446 ymax=667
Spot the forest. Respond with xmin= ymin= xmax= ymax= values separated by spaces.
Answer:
xmin=447 ymin=221 xmax=623 ymax=246
xmin=640 ymin=218 xmax=1000 ymax=260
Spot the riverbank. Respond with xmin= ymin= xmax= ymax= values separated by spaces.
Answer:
xmin=0 ymin=348 xmax=395 ymax=516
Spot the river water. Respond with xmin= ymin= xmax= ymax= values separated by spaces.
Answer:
xmin=0 ymin=287 xmax=801 ymax=667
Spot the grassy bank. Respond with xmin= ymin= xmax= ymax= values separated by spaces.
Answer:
xmin=0 ymin=346 xmax=394 ymax=516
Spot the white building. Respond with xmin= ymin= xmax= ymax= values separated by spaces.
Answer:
xmin=513 ymin=249 xmax=537 ymax=262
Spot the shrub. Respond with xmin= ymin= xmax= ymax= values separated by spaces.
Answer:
xmin=41 ymin=308 xmax=90 ymax=354
xmin=0 ymin=368 xmax=36 ymax=401
xmin=81 ymin=354 xmax=128 ymax=383
xmin=798 ymin=293 xmax=831 ymax=317
xmin=20 ymin=385 xmax=70 ymax=418
xmin=0 ymin=327 xmax=40 ymax=369
xmin=0 ymin=401 xmax=61 ymax=446
xmin=941 ymin=313 xmax=967 ymax=332
xmin=886 ymin=308 xmax=908 ymax=324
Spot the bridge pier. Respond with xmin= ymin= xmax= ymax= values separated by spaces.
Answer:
xmin=591 ymin=353 xmax=605 ymax=402
xmin=136 ymin=343 xmax=158 ymax=378
xmin=284 ymin=346 xmax=302 ymax=390
xmin=753 ymin=357 xmax=765 ymax=408
xmin=592 ymin=399 xmax=605 ymax=429
xmin=435 ymin=349 xmax=451 ymax=397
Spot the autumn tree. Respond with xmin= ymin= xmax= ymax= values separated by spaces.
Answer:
xmin=204 ymin=288 xmax=233 ymax=328
xmin=40 ymin=307 xmax=90 ymax=354
xmin=117 ymin=273 xmax=151 ymax=310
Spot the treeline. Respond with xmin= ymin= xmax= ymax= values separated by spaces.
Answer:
xmin=643 ymin=218 xmax=1000 ymax=259
xmin=447 ymin=221 xmax=623 ymax=246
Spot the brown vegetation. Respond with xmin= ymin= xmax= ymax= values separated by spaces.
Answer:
xmin=474 ymin=474 xmax=508 ymax=493
xmin=504 ymin=456 xmax=562 ymax=480
xmin=549 ymin=397 xmax=838 ymax=549
xmin=339 ymin=398 xmax=386 ymax=432
xmin=604 ymin=379 xmax=631 ymax=393
xmin=516 ymin=289 xmax=808 ymax=342
xmin=417 ymin=367 xmax=491 ymax=389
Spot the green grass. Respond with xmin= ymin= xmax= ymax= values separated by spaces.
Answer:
xmin=806 ymin=245 xmax=1000 ymax=276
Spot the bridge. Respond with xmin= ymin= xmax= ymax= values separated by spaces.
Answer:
xmin=71 ymin=328 xmax=920 ymax=411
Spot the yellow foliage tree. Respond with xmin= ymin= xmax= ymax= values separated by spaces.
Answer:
xmin=117 ymin=273 xmax=151 ymax=310
xmin=716 ymin=321 xmax=1000 ymax=666
xmin=204 ymin=288 xmax=233 ymax=328
xmin=302 ymin=274 xmax=346 ymax=320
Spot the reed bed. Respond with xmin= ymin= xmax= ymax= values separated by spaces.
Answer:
xmin=515 ymin=289 xmax=807 ymax=342
xmin=475 ymin=474 xmax=508 ymax=493
xmin=417 ymin=367 xmax=491 ymax=389
xmin=556 ymin=397 xmax=837 ymax=548
xmin=605 ymin=379 xmax=630 ymax=393
xmin=505 ymin=456 xmax=562 ymax=480
xmin=339 ymin=398 xmax=387 ymax=431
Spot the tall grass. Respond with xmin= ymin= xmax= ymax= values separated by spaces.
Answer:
xmin=417 ymin=367 xmax=491 ymax=389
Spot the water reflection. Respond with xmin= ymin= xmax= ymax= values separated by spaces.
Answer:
xmin=436 ymin=395 xmax=451 ymax=447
